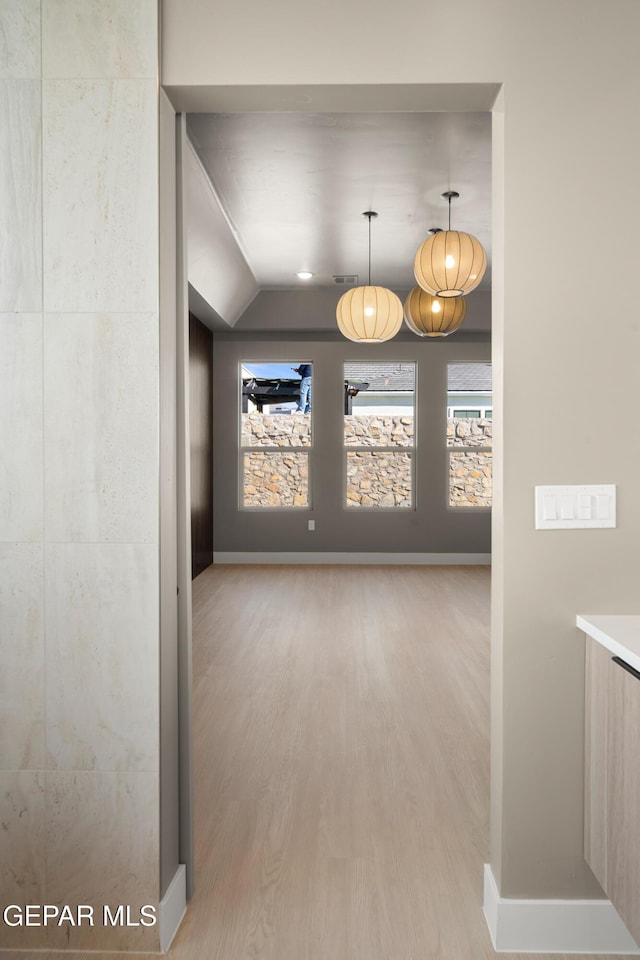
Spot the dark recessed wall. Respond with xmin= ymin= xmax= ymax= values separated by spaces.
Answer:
xmin=189 ymin=312 xmax=214 ymax=577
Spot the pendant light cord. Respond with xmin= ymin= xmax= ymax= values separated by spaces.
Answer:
xmin=442 ymin=190 xmax=459 ymax=230
xmin=362 ymin=211 xmax=377 ymax=286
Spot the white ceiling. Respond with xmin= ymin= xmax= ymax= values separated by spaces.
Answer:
xmin=186 ymin=111 xmax=492 ymax=293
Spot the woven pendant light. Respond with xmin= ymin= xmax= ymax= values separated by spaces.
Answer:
xmin=404 ymin=286 xmax=466 ymax=337
xmin=414 ymin=191 xmax=486 ymax=298
xmin=336 ymin=212 xmax=403 ymax=343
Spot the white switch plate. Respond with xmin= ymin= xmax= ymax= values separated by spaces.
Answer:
xmin=308 ymin=519 xmax=315 ymax=531
xmin=535 ymin=484 xmax=616 ymax=530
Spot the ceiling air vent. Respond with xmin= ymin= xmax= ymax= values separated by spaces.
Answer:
xmin=333 ymin=274 xmax=358 ymax=285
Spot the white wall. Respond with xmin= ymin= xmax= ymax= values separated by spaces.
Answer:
xmin=162 ymin=0 xmax=640 ymax=901
xmin=185 ymin=138 xmax=258 ymax=327
xmin=0 ymin=0 xmax=161 ymax=950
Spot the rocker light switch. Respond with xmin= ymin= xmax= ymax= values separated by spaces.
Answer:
xmin=560 ymin=495 xmax=574 ymax=520
xmin=535 ymin=485 xmax=616 ymax=530
xmin=578 ymin=495 xmax=593 ymax=520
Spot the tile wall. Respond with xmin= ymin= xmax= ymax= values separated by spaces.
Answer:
xmin=0 ymin=0 xmax=161 ymax=950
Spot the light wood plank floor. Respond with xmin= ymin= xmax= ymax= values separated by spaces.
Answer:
xmin=168 ymin=564 xmax=622 ymax=960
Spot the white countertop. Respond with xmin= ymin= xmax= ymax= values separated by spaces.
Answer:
xmin=577 ymin=614 xmax=640 ymax=674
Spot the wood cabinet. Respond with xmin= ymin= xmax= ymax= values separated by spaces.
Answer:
xmin=585 ymin=636 xmax=640 ymax=945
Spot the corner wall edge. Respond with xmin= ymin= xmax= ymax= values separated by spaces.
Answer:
xmin=159 ymin=863 xmax=187 ymax=953
xmin=482 ymin=863 xmax=640 ymax=954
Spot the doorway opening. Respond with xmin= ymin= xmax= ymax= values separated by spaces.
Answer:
xmin=164 ymin=81 xmax=503 ymax=922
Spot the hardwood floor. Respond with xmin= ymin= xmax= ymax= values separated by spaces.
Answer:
xmin=167 ymin=564 xmax=621 ymax=960
xmin=6 ymin=565 xmax=622 ymax=960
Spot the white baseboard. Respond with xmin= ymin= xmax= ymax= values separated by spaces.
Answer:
xmin=159 ymin=863 xmax=187 ymax=953
xmin=213 ymin=551 xmax=491 ymax=565
xmin=483 ymin=863 xmax=640 ymax=953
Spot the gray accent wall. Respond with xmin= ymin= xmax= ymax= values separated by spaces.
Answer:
xmin=236 ymin=288 xmax=492 ymax=335
xmin=213 ymin=335 xmax=491 ymax=555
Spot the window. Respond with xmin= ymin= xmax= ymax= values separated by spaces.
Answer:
xmin=344 ymin=361 xmax=415 ymax=508
xmin=240 ymin=361 xmax=312 ymax=508
xmin=447 ymin=363 xmax=492 ymax=508
xmin=447 ymin=406 xmax=492 ymax=418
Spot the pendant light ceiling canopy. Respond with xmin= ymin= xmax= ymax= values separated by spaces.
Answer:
xmin=414 ymin=191 xmax=487 ymax=298
xmin=336 ymin=212 xmax=404 ymax=343
xmin=404 ymin=287 xmax=466 ymax=338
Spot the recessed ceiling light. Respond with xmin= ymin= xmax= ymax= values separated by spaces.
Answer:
xmin=296 ymin=271 xmax=313 ymax=280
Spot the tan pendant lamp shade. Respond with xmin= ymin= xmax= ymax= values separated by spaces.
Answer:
xmin=414 ymin=192 xmax=487 ymax=298
xmin=337 ymin=285 xmax=404 ymax=342
xmin=404 ymin=286 xmax=466 ymax=337
xmin=336 ymin=211 xmax=403 ymax=343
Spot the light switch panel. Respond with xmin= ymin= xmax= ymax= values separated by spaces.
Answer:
xmin=535 ymin=484 xmax=616 ymax=530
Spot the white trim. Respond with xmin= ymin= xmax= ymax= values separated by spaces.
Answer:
xmin=483 ymin=864 xmax=640 ymax=954
xmin=213 ymin=552 xmax=491 ymax=565
xmin=159 ymin=863 xmax=187 ymax=953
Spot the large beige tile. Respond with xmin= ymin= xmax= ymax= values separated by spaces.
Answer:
xmin=0 ymin=771 xmax=46 ymax=950
xmin=45 ymin=543 xmax=159 ymax=772
xmin=43 ymin=0 xmax=157 ymax=79
xmin=0 ymin=82 xmax=42 ymax=311
xmin=42 ymin=79 xmax=158 ymax=313
xmin=0 ymin=314 xmax=43 ymax=541
xmin=0 ymin=544 xmax=44 ymax=769
xmin=44 ymin=770 xmax=159 ymax=951
xmin=44 ymin=313 xmax=159 ymax=543
xmin=0 ymin=0 xmax=40 ymax=78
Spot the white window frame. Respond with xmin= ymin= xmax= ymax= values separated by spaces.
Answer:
xmin=239 ymin=360 xmax=313 ymax=511
xmin=447 ymin=366 xmax=492 ymax=510
xmin=343 ymin=361 xmax=417 ymax=511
